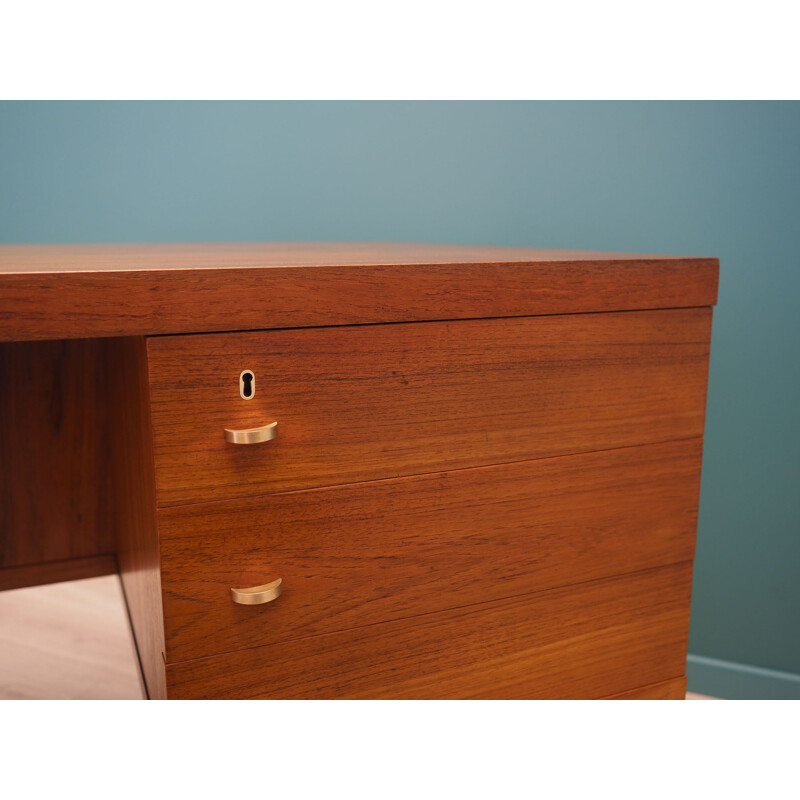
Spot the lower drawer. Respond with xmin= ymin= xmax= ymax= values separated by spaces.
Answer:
xmin=159 ymin=439 xmax=701 ymax=662
xmin=164 ymin=562 xmax=693 ymax=699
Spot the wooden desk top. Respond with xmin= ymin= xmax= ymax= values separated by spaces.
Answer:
xmin=0 ymin=242 xmax=718 ymax=341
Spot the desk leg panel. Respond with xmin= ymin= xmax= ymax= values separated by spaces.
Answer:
xmin=106 ymin=337 xmax=166 ymax=699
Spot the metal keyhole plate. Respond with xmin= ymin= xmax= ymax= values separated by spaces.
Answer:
xmin=239 ymin=370 xmax=255 ymax=400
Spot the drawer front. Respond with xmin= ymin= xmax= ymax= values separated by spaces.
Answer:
xmin=165 ymin=562 xmax=693 ymax=699
xmin=159 ymin=439 xmax=702 ymax=662
xmin=147 ymin=309 xmax=712 ymax=507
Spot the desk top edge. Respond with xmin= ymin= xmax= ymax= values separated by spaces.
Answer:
xmin=0 ymin=242 xmax=719 ymax=342
xmin=0 ymin=242 xmax=718 ymax=274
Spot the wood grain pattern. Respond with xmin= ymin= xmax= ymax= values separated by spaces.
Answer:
xmin=159 ymin=439 xmax=702 ymax=662
xmin=0 ymin=339 xmax=114 ymax=568
xmin=0 ymin=243 xmax=719 ymax=341
xmin=105 ymin=337 xmax=166 ymax=700
xmin=0 ymin=554 xmax=116 ymax=592
xmin=604 ymin=676 xmax=687 ymax=700
xmin=165 ymin=562 xmax=693 ymax=699
xmin=147 ymin=308 xmax=712 ymax=507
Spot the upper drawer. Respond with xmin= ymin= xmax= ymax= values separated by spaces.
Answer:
xmin=147 ymin=308 xmax=712 ymax=507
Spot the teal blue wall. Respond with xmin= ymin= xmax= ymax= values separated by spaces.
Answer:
xmin=2 ymin=102 xmax=798 ymax=697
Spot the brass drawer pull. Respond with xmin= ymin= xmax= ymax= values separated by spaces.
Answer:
xmin=231 ymin=578 xmax=283 ymax=605
xmin=224 ymin=421 xmax=278 ymax=444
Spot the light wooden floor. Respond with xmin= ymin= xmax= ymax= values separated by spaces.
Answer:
xmin=0 ymin=575 xmax=145 ymax=699
xmin=0 ymin=576 xmax=718 ymax=700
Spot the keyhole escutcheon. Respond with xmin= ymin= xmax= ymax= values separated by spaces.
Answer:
xmin=239 ymin=370 xmax=255 ymax=400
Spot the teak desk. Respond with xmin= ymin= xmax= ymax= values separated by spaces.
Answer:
xmin=0 ymin=243 xmax=718 ymax=699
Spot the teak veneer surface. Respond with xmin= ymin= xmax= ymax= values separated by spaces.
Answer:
xmin=0 ymin=339 xmax=114 ymax=569
xmin=165 ymin=562 xmax=693 ymax=699
xmin=159 ymin=439 xmax=702 ymax=662
xmin=0 ymin=243 xmax=718 ymax=341
xmin=106 ymin=338 xmax=166 ymax=700
xmin=147 ymin=308 xmax=711 ymax=507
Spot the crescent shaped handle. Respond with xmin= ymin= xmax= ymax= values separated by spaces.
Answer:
xmin=231 ymin=578 xmax=283 ymax=605
xmin=224 ymin=421 xmax=278 ymax=444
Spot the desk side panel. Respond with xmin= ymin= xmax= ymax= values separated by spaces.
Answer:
xmin=106 ymin=337 xmax=166 ymax=700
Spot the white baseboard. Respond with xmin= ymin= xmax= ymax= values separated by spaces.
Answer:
xmin=687 ymin=653 xmax=800 ymax=699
